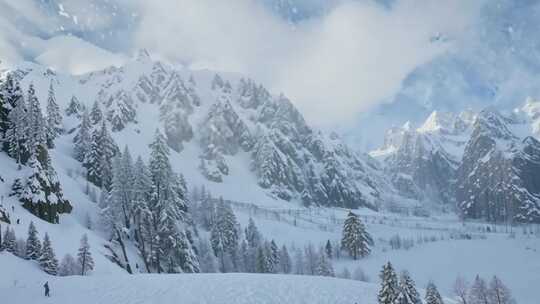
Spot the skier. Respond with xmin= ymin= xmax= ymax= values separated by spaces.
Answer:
xmin=44 ymin=281 xmax=50 ymax=297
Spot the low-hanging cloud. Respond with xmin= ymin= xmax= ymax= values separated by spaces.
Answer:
xmin=134 ymin=0 xmax=484 ymax=126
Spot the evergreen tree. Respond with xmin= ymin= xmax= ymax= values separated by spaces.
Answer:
xmin=146 ymin=130 xmax=198 ymax=273
xmin=2 ymin=227 xmax=16 ymax=253
xmin=255 ymin=246 xmax=270 ymax=273
xmin=197 ymin=238 xmax=218 ymax=273
xmin=268 ymin=240 xmax=280 ymax=273
xmin=341 ymin=211 xmax=373 ymax=260
xmin=487 ymin=276 xmax=515 ymax=304
xmin=425 ymin=281 xmax=444 ymax=304
xmin=25 ymin=221 xmax=42 ymax=260
xmin=73 ymin=108 xmax=92 ymax=162
xmin=26 ymin=84 xmax=46 ymax=158
xmin=293 ymin=248 xmax=305 ymax=275
xmin=316 ymin=250 xmax=335 ymax=277
xmin=210 ymin=199 xmax=239 ymax=258
xmin=378 ymin=262 xmax=399 ymax=304
xmin=395 ymin=271 xmax=421 ymax=304
xmin=468 ymin=275 xmax=489 ymax=304
xmin=0 ymin=74 xmax=23 ymax=143
xmin=325 ymin=240 xmax=333 ymax=259
xmin=65 ymin=95 xmax=84 ymax=117
xmin=77 ymin=234 xmax=94 ymax=275
xmin=279 ymin=245 xmax=292 ymax=274
xmin=39 ymin=233 xmax=59 ymax=275
xmin=245 ymin=217 xmax=262 ymax=248
xmin=5 ymin=92 xmax=27 ymax=164
xmin=85 ymin=120 xmax=117 ymax=188
xmin=59 ymin=254 xmax=79 ymax=276
xmin=45 ymin=82 xmax=62 ymax=148
xmin=89 ymin=100 xmax=103 ymax=125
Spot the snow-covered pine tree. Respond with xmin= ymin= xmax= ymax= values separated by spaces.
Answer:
xmin=45 ymin=82 xmax=62 ymax=148
xmin=245 ymin=217 xmax=262 ymax=249
xmin=341 ymin=211 xmax=373 ymax=260
xmin=89 ymin=100 xmax=103 ymax=125
xmin=378 ymin=262 xmax=399 ymax=304
xmin=59 ymin=254 xmax=79 ymax=276
xmin=325 ymin=240 xmax=333 ymax=259
xmin=487 ymin=276 xmax=515 ymax=304
xmin=425 ymin=281 xmax=444 ymax=304
xmin=105 ymin=91 xmax=136 ymax=132
xmin=25 ymin=221 xmax=42 ymax=260
xmin=146 ymin=130 xmax=199 ymax=273
xmin=109 ymin=147 xmax=135 ymax=229
xmin=17 ymin=154 xmax=72 ymax=223
xmin=468 ymin=275 xmax=489 ymax=304
xmin=65 ymin=95 xmax=84 ymax=117
xmin=85 ymin=120 xmax=118 ymax=188
xmin=77 ymin=234 xmax=94 ymax=275
xmin=197 ymin=238 xmax=218 ymax=273
xmin=5 ymin=91 xmax=27 ymax=165
xmin=2 ymin=227 xmax=16 ymax=253
xmin=39 ymin=233 xmax=59 ymax=275
xmin=25 ymin=84 xmax=47 ymax=158
xmin=73 ymin=108 xmax=92 ymax=162
xmin=255 ymin=245 xmax=270 ymax=273
xmin=279 ymin=244 xmax=292 ymax=274
xmin=316 ymin=250 xmax=335 ymax=277
xmin=211 ymin=74 xmax=224 ymax=90
xmin=395 ymin=270 xmax=421 ymax=304
xmin=0 ymin=74 xmax=23 ymax=144
xmin=304 ymin=243 xmax=318 ymax=275
xmin=210 ymin=199 xmax=239 ymax=259
xmin=268 ymin=240 xmax=280 ymax=273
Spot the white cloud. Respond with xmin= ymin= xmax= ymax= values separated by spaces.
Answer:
xmin=134 ymin=0 xmax=484 ymax=126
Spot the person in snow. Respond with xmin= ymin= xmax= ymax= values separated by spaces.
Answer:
xmin=44 ymin=281 xmax=50 ymax=297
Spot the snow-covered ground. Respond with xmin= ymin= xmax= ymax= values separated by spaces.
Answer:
xmin=0 ymin=253 xmax=380 ymax=304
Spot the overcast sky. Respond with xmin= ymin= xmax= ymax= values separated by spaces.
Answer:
xmin=0 ymin=0 xmax=485 ymax=127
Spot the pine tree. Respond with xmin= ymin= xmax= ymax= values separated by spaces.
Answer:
xmin=316 ymin=250 xmax=335 ymax=277
xmin=197 ymin=238 xmax=218 ymax=273
xmin=468 ymin=275 xmax=489 ymax=304
xmin=210 ymin=199 xmax=239 ymax=258
xmin=59 ymin=254 xmax=79 ymax=276
xmin=395 ymin=271 xmax=421 ymax=304
xmin=325 ymin=240 xmax=333 ymax=259
xmin=45 ymin=82 xmax=62 ymax=148
xmin=2 ymin=227 xmax=16 ymax=253
xmin=279 ymin=244 xmax=292 ymax=274
xmin=245 ymin=217 xmax=262 ymax=248
xmin=77 ymin=234 xmax=94 ymax=275
xmin=0 ymin=74 xmax=23 ymax=142
xmin=378 ymin=262 xmax=399 ymax=304
xmin=39 ymin=233 xmax=59 ymax=275
xmin=73 ymin=108 xmax=92 ymax=162
xmin=89 ymin=100 xmax=103 ymax=125
xmin=5 ymin=92 xmax=27 ymax=164
xmin=255 ymin=246 xmax=270 ymax=273
xmin=26 ymin=84 xmax=46 ymax=158
xmin=293 ymin=248 xmax=305 ymax=275
xmin=85 ymin=120 xmax=117 ymax=187
xmin=25 ymin=221 xmax=42 ymax=260
xmin=268 ymin=240 xmax=280 ymax=273
xmin=341 ymin=211 xmax=373 ymax=260
xmin=487 ymin=276 xmax=515 ymax=304
xmin=425 ymin=281 xmax=444 ymax=304
xmin=65 ymin=95 xmax=84 ymax=117
xmin=146 ymin=130 xmax=198 ymax=273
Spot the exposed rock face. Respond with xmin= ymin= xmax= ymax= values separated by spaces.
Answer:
xmin=456 ymin=109 xmax=540 ymax=223
xmin=375 ymin=111 xmax=469 ymax=204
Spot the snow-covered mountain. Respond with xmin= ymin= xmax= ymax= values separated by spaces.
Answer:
xmin=5 ymin=52 xmax=389 ymax=210
xmin=373 ymin=104 xmax=540 ymax=222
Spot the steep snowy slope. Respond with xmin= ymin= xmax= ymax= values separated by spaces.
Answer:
xmin=7 ymin=53 xmax=390 ymax=210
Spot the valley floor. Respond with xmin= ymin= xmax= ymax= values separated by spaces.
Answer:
xmin=1 ymin=253 xmax=378 ymax=304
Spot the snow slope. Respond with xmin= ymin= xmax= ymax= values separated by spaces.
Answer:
xmin=0 ymin=252 xmax=379 ymax=304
